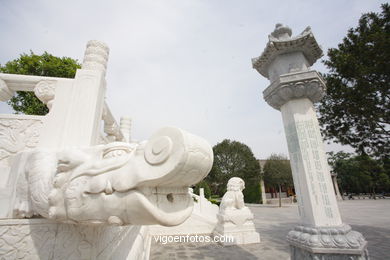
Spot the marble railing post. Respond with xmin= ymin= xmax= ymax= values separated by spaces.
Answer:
xmin=260 ymin=179 xmax=267 ymax=204
xmin=332 ymin=174 xmax=343 ymax=200
xmin=38 ymin=40 xmax=109 ymax=148
xmin=120 ymin=116 xmax=132 ymax=143
xmin=252 ymin=24 xmax=368 ymax=259
xmin=199 ymin=188 xmax=205 ymax=213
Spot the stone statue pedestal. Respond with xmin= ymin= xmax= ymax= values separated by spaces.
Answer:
xmin=213 ymin=207 xmax=260 ymax=245
xmin=212 ymin=177 xmax=260 ymax=245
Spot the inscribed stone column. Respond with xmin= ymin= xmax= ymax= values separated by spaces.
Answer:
xmin=252 ymin=24 xmax=368 ymax=259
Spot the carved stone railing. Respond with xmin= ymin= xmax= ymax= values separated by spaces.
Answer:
xmin=0 ymin=46 xmax=128 ymax=149
xmin=0 ymin=41 xmax=130 ymax=220
xmin=0 ymin=114 xmax=44 ymax=217
xmin=189 ymin=188 xmax=219 ymax=221
xmin=0 ymin=114 xmax=43 ymax=162
xmin=0 ymin=40 xmax=213 ymax=229
xmin=0 ymin=74 xmax=127 ymax=142
xmin=101 ymin=102 xmax=126 ymax=143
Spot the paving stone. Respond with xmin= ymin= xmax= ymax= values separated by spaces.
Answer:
xmin=150 ymin=200 xmax=390 ymax=260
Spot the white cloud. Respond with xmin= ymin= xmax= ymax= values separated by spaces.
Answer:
xmin=0 ymin=0 xmax=384 ymax=158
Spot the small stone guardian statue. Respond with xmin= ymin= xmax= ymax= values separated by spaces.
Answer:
xmin=213 ymin=177 xmax=260 ymax=245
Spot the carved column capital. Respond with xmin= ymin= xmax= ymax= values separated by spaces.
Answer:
xmin=263 ymin=70 xmax=326 ymax=110
xmin=82 ymin=40 xmax=110 ymax=76
xmin=0 ymin=78 xmax=15 ymax=102
xmin=34 ymin=80 xmax=56 ymax=110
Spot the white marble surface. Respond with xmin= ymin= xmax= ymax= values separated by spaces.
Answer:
xmin=9 ymin=126 xmax=213 ymax=226
xmin=213 ymin=177 xmax=260 ymax=245
xmin=0 ymin=218 xmax=151 ymax=260
xmin=0 ymin=39 xmax=217 ymax=260
xmin=281 ymin=98 xmax=342 ymax=227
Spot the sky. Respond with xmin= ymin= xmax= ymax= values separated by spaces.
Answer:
xmin=0 ymin=0 xmax=386 ymax=159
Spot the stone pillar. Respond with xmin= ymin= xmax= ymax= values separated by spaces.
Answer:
xmin=199 ymin=188 xmax=205 ymax=213
xmin=38 ymin=40 xmax=109 ymax=148
xmin=260 ymin=179 xmax=267 ymax=204
xmin=199 ymin=187 xmax=205 ymax=198
xmin=332 ymin=174 xmax=343 ymax=200
xmin=252 ymin=24 xmax=368 ymax=259
xmin=120 ymin=116 xmax=132 ymax=143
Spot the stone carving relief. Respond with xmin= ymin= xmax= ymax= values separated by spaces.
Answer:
xmin=264 ymin=78 xmax=326 ymax=110
xmin=218 ymin=177 xmax=253 ymax=225
xmin=0 ymin=219 xmax=148 ymax=260
xmin=82 ymin=40 xmax=110 ymax=76
xmin=0 ymin=117 xmax=43 ymax=161
xmin=0 ymin=220 xmax=57 ymax=259
xmin=287 ymin=224 xmax=368 ymax=257
xmin=101 ymin=105 xmax=124 ymax=142
xmin=213 ymin=177 xmax=260 ymax=245
xmin=12 ymin=127 xmax=213 ymax=226
xmin=219 ymin=177 xmax=246 ymax=214
xmin=34 ymin=80 xmax=56 ymax=110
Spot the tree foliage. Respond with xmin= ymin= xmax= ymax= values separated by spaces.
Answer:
xmin=0 ymin=51 xmax=81 ymax=115
xmin=205 ymin=139 xmax=261 ymax=202
xmin=318 ymin=4 xmax=390 ymax=157
xmin=328 ymin=152 xmax=390 ymax=195
xmin=262 ymin=154 xmax=293 ymax=190
xmin=262 ymin=154 xmax=293 ymax=207
xmin=194 ymin=180 xmax=211 ymax=199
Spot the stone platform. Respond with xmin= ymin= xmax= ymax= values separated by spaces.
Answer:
xmin=150 ymin=200 xmax=390 ymax=259
xmin=0 ymin=219 xmax=150 ymax=260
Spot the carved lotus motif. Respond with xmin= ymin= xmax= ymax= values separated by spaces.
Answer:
xmin=287 ymin=224 xmax=367 ymax=251
xmin=263 ymin=71 xmax=326 ymax=110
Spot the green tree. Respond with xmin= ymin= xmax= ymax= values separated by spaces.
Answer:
xmin=318 ymin=4 xmax=390 ymax=158
xmin=0 ymin=51 xmax=81 ymax=115
xmin=243 ymin=181 xmax=262 ymax=204
xmin=262 ymin=154 xmax=293 ymax=207
xmin=194 ymin=180 xmax=211 ymax=199
xmin=205 ymin=139 xmax=261 ymax=203
xmin=328 ymin=152 xmax=369 ymax=194
xmin=356 ymin=154 xmax=389 ymax=197
xmin=328 ymin=152 xmax=390 ymax=196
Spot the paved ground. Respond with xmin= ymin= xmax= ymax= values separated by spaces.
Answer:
xmin=150 ymin=200 xmax=390 ymax=260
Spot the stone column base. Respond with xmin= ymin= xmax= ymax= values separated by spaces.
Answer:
xmin=287 ymin=224 xmax=369 ymax=260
